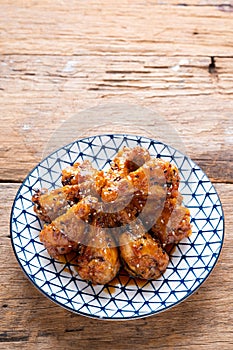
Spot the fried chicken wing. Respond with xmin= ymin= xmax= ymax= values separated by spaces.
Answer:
xmin=39 ymin=196 xmax=99 ymax=259
xmin=101 ymin=146 xmax=150 ymax=202
xmin=101 ymin=155 xmax=168 ymax=227
xmin=39 ymin=223 xmax=79 ymax=259
xmin=119 ymin=220 xmax=169 ymax=280
xmin=129 ymin=158 xmax=180 ymax=199
xmin=129 ymin=158 xmax=182 ymax=244
xmin=102 ymin=157 xmax=178 ymax=233
xmin=110 ymin=146 xmax=151 ymax=176
xmin=32 ymin=185 xmax=80 ymax=223
xmin=101 ymin=174 xmax=135 ymax=204
xmin=151 ymin=205 xmax=192 ymax=246
xmin=76 ymin=224 xmax=120 ymax=285
xmin=61 ymin=159 xmax=105 ymax=192
xmin=33 ymin=161 xmax=106 ymax=223
xmin=101 ymin=153 xmax=181 ymax=238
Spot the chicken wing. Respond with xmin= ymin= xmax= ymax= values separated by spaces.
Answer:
xmin=128 ymin=157 xmax=180 ymax=200
xmin=128 ymin=158 xmax=183 ymax=244
xmin=32 ymin=185 xmax=80 ymax=223
xmin=110 ymin=146 xmax=151 ymax=176
xmin=119 ymin=220 xmax=169 ymax=280
xmin=33 ymin=161 xmax=106 ymax=223
xmin=76 ymin=223 xmax=120 ymax=285
xmin=39 ymin=222 xmax=80 ymax=259
xmin=39 ymin=196 xmax=99 ymax=259
xmin=101 ymin=146 xmax=150 ymax=203
xmin=151 ymin=205 xmax=192 ymax=246
xmin=61 ymin=159 xmax=105 ymax=192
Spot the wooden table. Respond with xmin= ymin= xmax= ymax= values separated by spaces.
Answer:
xmin=1 ymin=1 xmax=233 ymax=349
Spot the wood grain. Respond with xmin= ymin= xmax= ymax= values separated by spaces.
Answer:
xmin=0 ymin=54 xmax=233 ymax=183
xmin=1 ymin=183 xmax=232 ymax=350
xmin=0 ymin=1 xmax=233 ymax=56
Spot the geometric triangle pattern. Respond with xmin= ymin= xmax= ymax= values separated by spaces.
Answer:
xmin=10 ymin=134 xmax=224 ymax=320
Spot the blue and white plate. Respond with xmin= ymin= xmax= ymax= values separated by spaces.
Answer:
xmin=10 ymin=134 xmax=224 ymax=320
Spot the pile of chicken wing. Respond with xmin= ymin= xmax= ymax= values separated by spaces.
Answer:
xmin=32 ymin=146 xmax=192 ymax=285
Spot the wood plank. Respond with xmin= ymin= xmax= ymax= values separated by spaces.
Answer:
xmin=1 ymin=182 xmax=232 ymax=349
xmin=157 ymin=1 xmax=233 ymax=6
xmin=0 ymin=1 xmax=233 ymax=56
xmin=1 ymin=0 xmax=232 ymax=6
xmin=0 ymin=55 xmax=233 ymax=183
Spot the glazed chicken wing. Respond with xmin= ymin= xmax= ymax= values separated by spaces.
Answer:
xmin=39 ymin=223 xmax=79 ymax=259
xmin=102 ymin=156 xmax=179 ymax=233
xmin=61 ymin=159 xmax=105 ymax=192
xmin=110 ymin=146 xmax=151 ymax=176
xmin=129 ymin=158 xmax=183 ymax=244
xmin=128 ymin=158 xmax=179 ymax=197
xmin=32 ymin=185 xmax=80 ymax=223
xmin=39 ymin=196 xmax=100 ymax=259
xmin=76 ymin=223 xmax=120 ymax=285
xmin=119 ymin=220 xmax=169 ymax=280
xmin=151 ymin=205 xmax=192 ymax=246
xmin=33 ymin=160 xmax=106 ymax=222
xmin=101 ymin=146 xmax=150 ymax=203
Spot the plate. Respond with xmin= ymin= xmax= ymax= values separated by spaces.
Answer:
xmin=10 ymin=134 xmax=224 ymax=320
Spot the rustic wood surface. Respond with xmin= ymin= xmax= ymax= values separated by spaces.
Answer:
xmin=0 ymin=1 xmax=232 ymax=349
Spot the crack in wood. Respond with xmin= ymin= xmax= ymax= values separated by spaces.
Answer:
xmin=0 ymin=179 xmax=22 ymax=184
xmin=209 ymin=56 xmax=217 ymax=74
xmin=89 ymin=83 xmax=150 ymax=89
xmin=24 ymin=72 xmax=36 ymax=76
xmin=103 ymin=78 xmax=141 ymax=83
xmin=208 ymin=56 xmax=219 ymax=81
xmin=218 ymin=4 xmax=233 ymax=12
xmin=174 ymin=3 xmax=233 ymax=9
xmin=37 ymin=331 xmax=55 ymax=337
xmin=65 ymin=327 xmax=85 ymax=333
xmin=0 ymin=332 xmax=29 ymax=343
xmin=105 ymin=70 xmax=151 ymax=74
